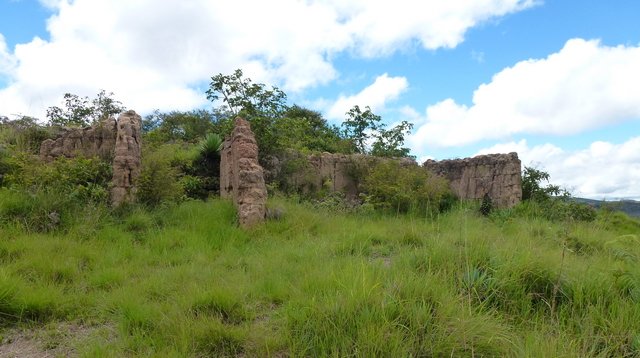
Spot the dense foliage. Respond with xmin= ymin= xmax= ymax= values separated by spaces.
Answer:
xmin=46 ymin=90 xmax=126 ymax=127
xmin=360 ymin=159 xmax=451 ymax=215
xmin=205 ymin=69 xmax=414 ymax=159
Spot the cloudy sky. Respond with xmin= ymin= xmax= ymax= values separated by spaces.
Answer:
xmin=1 ymin=0 xmax=639 ymax=199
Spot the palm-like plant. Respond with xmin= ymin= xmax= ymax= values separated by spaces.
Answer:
xmin=199 ymin=133 xmax=223 ymax=160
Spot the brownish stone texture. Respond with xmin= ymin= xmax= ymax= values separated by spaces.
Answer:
xmin=110 ymin=111 xmax=142 ymax=207
xmin=423 ymin=152 xmax=522 ymax=208
xmin=220 ymin=118 xmax=267 ymax=228
xmin=39 ymin=117 xmax=117 ymax=162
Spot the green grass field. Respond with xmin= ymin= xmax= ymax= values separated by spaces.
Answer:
xmin=1 ymin=197 xmax=640 ymax=357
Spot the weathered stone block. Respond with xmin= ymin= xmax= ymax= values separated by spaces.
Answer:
xmin=423 ymin=152 xmax=522 ymax=208
xmin=220 ymin=118 xmax=268 ymax=228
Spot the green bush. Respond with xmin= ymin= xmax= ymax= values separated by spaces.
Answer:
xmin=4 ymin=154 xmax=111 ymax=203
xmin=0 ymin=155 xmax=112 ymax=232
xmin=361 ymin=160 xmax=451 ymax=215
xmin=480 ymin=193 xmax=493 ymax=216
xmin=514 ymin=199 xmax=597 ymax=222
xmin=136 ymin=146 xmax=184 ymax=207
xmin=0 ymin=116 xmax=58 ymax=154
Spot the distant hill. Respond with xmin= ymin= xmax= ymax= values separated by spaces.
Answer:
xmin=572 ymin=197 xmax=640 ymax=217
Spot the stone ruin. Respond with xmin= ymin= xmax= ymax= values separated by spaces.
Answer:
xmin=268 ymin=151 xmax=522 ymax=209
xmin=40 ymin=117 xmax=117 ymax=162
xmin=220 ymin=117 xmax=268 ymax=228
xmin=423 ymin=152 xmax=522 ymax=208
xmin=39 ymin=110 xmax=142 ymax=207
xmin=110 ymin=111 xmax=142 ymax=207
xmin=265 ymin=152 xmax=416 ymax=201
xmin=37 ymin=112 xmax=521 ymax=224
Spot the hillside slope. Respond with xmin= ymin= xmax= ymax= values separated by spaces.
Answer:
xmin=1 ymin=198 xmax=640 ymax=356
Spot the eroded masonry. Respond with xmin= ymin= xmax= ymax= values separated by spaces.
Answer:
xmin=38 ymin=115 xmax=522 ymax=224
xmin=220 ymin=117 xmax=268 ymax=228
xmin=40 ymin=110 xmax=142 ymax=207
xmin=423 ymin=153 xmax=522 ymax=208
xmin=268 ymin=151 xmax=522 ymax=209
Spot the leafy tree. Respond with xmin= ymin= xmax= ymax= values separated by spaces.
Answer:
xmin=92 ymin=90 xmax=126 ymax=121
xmin=342 ymin=105 xmax=414 ymax=157
xmin=143 ymin=109 xmax=221 ymax=144
xmin=206 ymin=69 xmax=289 ymax=157
xmin=522 ymin=166 xmax=564 ymax=202
xmin=341 ymin=105 xmax=382 ymax=154
xmin=206 ymin=69 xmax=288 ymax=119
xmin=370 ymin=120 xmax=414 ymax=158
xmin=46 ymin=90 xmax=125 ymax=127
xmin=275 ymin=105 xmax=348 ymax=153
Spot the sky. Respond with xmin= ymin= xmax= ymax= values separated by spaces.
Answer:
xmin=1 ymin=0 xmax=639 ymax=199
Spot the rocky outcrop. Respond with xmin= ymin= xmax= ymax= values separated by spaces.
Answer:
xmin=220 ymin=118 xmax=267 ymax=228
xmin=423 ymin=152 xmax=522 ymax=208
xmin=39 ymin=117 xmax=117 ymax=162
xmin=110 ymin=111 xmax=142 ymax=207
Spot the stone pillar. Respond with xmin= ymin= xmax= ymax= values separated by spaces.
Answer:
xmin=110 ymin=111 xmax=142 ymax=207
xmin=220 ymin=117 xmax=267 ymax=228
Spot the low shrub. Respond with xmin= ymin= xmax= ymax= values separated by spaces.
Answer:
xmin=514 ymin=199 xmax=597 ymax=222
xmin=361 ymin=160 xmax=452 ymax=215
xmin=136 ymin=154 xmax=183 ymax=207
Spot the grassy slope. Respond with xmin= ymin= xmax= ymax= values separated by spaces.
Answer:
xmin=1 ymin=198 xmax=640 ymax=357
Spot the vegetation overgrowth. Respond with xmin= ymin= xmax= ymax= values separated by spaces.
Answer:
xmin=1 ymin=70 xmax=639 ymax=356
xmin=1 ymin=197 xmax=639 ymax=356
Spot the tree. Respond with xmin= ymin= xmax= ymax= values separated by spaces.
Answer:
xmin=522 ymin=166 xmax=564 ymax=202
xmin=341 ymin=105 xmax=414 ymax=157
xmin=275 ymin=105 xmax=348 ymax=153
xmin=143 ymin=109 xmax=220 ymax=143
xmin=206 ymin=69 xmax=289 ymax=157
xmin=341 ymin=105 xmax=382 ymax=154
xmin=46 ymin=90 xmax=125 ymax=127
xmin=370 ymin=120 xmax=414 ymax=158
xmin=206 ymin=69 xmax=288 ymax=119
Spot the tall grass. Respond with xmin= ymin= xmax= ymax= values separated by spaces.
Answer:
xmin=0 ymin=197 xmax=639 ymax=356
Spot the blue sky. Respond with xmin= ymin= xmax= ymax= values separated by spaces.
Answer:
xmin=1 ymin=0 xmax=640 ymax=199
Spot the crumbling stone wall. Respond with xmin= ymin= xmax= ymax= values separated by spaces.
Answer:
xmin=268 ymin=151 xmax=521 ymax=208
xmin=265 ymin=152 xmax=366 ymax=199
xmin=220 ymin=118 xmax=267 ymax=228
xmin=110 ymin=111 xmax=142 ymax=207
xmin=40 ymin=117 xmax=117 ymax=162
xmin=423 ymin=152 xmax=522 ymax=208
xmin=265 ymin=152 xmax=418 ymax=200
xmin=39 ymin=111 xmax=142 ymax=207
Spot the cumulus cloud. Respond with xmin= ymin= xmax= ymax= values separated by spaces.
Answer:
xmin=410 ymin=39 xmax=640 ymax=150
xmin=477 ymin=138 xmax=640 ymax=199
xmin=0 ymin=0 xmax=535 ymax=118
xmin=326 ymin=74 xmax=408 ymax=120
xmin=0 ymin=34 xmax=16 ymax=76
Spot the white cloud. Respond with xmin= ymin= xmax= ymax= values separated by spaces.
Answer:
xmin=0 ymin=0 xmax=535 ymax=118
xmin=477 ymin=138 xmax=640 ymax=200
xmin=0 ymin=34 xmax=16 ymax=77
xmin=410 ymin=39 xmax=640 ymax=150
xmin=327 ymin=74 xmax=408 ymax=120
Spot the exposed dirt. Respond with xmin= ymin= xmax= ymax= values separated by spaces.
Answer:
xmin=0 ymin=322 xmax=96 ymax=358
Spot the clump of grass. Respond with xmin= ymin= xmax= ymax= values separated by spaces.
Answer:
xmin=0 ymin=197 xmax=639 ymax=356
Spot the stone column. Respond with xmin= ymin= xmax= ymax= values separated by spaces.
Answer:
xmin=111 ymin=111 xmax=142 ymax=207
